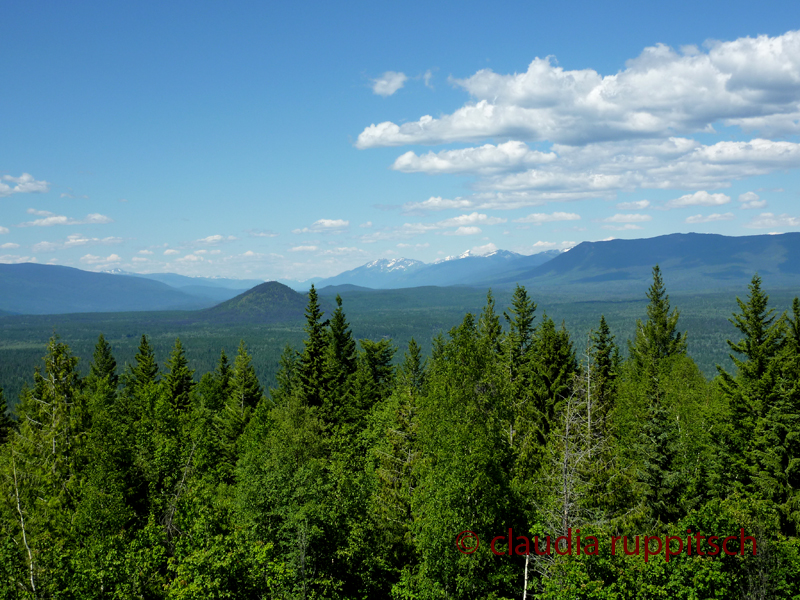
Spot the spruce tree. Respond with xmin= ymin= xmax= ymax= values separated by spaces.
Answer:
xmin=504 ymin=284 xmax=537 ymax=373
xmin=629 ymin=265 xmax=687 ymax=372
xmin=131 ymin=334 xmax=158 ymax=387
xmin=298 ymin=285 xmax=328 ymax=407
xmin=164 ymin=338 xmax=195 ymax=412
xmin=590 ymin=315 xmax=621 ymax=428
xmin=322 ymin=295 xmax=357 ymax=422
xmin=399 ymin=337 xmax=426 ymax=394
xmin=478 ymin=289 xmax=503 ymax=352
xmin=88 ymin=333 xmax=118 ymax=389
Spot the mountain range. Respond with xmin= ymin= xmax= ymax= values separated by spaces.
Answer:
xmin=3 ymin=232 xmax=800 ymax=315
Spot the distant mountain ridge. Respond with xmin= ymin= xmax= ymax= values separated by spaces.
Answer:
xmin=201 ymin=281 xmax=311 ymax=323
xmin=315 ymin=249 xmax=560 ymax=289
xmin=483 ymin=232 xmax=800 ymax=292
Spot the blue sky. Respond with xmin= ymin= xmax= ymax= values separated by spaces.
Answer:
xmin=2 ymin=0 xmax=800 ymax=280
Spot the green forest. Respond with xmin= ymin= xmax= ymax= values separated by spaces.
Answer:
xmin=1 ymin=267 xmax=799 ymax=598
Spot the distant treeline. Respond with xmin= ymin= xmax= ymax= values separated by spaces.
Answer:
xmin=0 ymin=266 xmax=798 ymax=598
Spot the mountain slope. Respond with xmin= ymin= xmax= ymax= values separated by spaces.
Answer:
xmin=0 ymin=263 xmax=212 ymax=314
xmin=486 ymin=232 xmax=800 ymax=292
xmin=201 ymin=281 xmax=310 ymax=323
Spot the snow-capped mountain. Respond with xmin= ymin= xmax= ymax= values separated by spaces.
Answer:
xmin=314 ymin=249 xmax=559 ymax=290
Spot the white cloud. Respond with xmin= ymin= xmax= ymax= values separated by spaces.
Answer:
xmin=0 ymin=242 xmax=19 ymax=249
xmin=209 ymin=249 xmax=221 ymax=255
xmin=360 ymin=221 xmax=373 ymax=228
xmin=0 ymin=173 xmax=49 ymax=198
xmin=371 ymin=71 xmax=408 ymax=97
xmin=80 ymin=253 xmax=121 ymax=265
xmin=18 ymin=212 xmax=113 ymax=227
xmin=444 ymin=226 xmax=482 ymax=236
xmin=513 ymin=211 xmax=581 ymax=224
xmin=0 ymin=226 xmax=8 ymax=234
xmin=397 ymin=242 xmax=430 ymax=249
xmin=745 ymin=212 xmax=800 ymax=228
xmin=290 ymin=245 xmax=318 ymax=252
xmin=601 ymin=213 xmax=652 ymax=223
xmin=357 ymin=31 xmax=800 ymax=149
xmin=195 ymin=234 xmax=236 ymax=245
xmin=32 ymin=242 xmax=61 ymax=252
xmin=685 ymin=212 xmax=735 ymax=223
xmin=0 ymin=255 xmax=36 ymax=264
xmin=738 ymin=191 xmax=767 ymax=209
xmin=132 ymin=256 xmax=148 ymax=262
xmin=64 ymin=234 xmax=123 ymax=247
xmin=402 ymin=196 xmax=474 ymax=212
xmin=437 ymin=212 xmax=506 ymax=227
xmin=665 ymin=191 xmax=730 ymax=208
xmin=602 ymin=223 xmax=643 ymax=231
xmin=423 ymin=69 xmax=434 ymax=89
xmin=392 ymin=141 xmax=557 ymax=175
xmin=138 ymin=249 xmax=154 ymax=255
xmin=292 ymin=219 xmax=350 ymax=234
xmin=164 ymin=249 xmax=180 ymax=255
xmin=616 ymin=200 xmax=650 ymax=210
xmin=320 ymin=247 xmax=367 ymax=256
xmin=176 ymin=254 xmax=203 ymax=263
xmin=246 ymin=228 xmax=279 ymax=238
xmin=471 ymin=242 xmax=498 ymax=255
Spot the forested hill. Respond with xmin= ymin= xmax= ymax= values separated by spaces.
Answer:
xmin=488 ymin=231 xmax=800 ymax=292
xmin=1 ymin=270 xmax=798 ymax=597
xmin=201 ymin=280 xmax=310 ymax=323
xmin=0 ymin=263 xmax=212 ymax=314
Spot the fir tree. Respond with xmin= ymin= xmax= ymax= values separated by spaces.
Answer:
xmin=504 ymin=284 xmax=537 ymax=373
xmin=298 ymin=285 xmax=328 ymax=407
xmin=88 ymin=333 xmax=118 ymax=389
xmin=131 ymin=334 xmax=158 ymax=388
xmin=629 ymin=265 xmax=687 ymax=372
xmin=0 ymin=386 xmax=12 ymax=445
xmin=164 ymin=338 xmax=195 ymax=412
xmin=399 ymin=337 xmax=426 ymax=395
xmin=478 ymin=289 xmax=503 ymax=353
xmin=322 ymin=294 xmax=357 ymax=421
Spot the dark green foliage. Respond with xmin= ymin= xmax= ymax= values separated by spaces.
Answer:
xmin=164 ymin=338 xmax=195 ymax=411
xmin=1 ymin=272 xmax=800 ymax=597
xmin=0 ymin=386 xmax=11 ymax=445
xmin=629 ymin=265 xmax=687 ymax=373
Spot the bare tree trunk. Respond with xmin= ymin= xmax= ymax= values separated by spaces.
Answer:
xmin=13 ymin=456 xmax=36 ymax=596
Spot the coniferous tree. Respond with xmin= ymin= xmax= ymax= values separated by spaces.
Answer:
xmin=479 ymin=289 xmax=503 ymax=353
xmin=322 ymin=294 xmax=357 ymax=423
xmin=504 ymin=284 xmax=537 ymax=375
xmin=298 ymin=285 xmax=328 ymax=407
xmin=629 ymin=265 xmax=687 ymax=372
xmin=590 ymin=315 xmax=621 ymax=430
xmin=88 ymin=333 xmax=118 ymax=390
xmin=131 ymin=334 xmax=158 ymax=388
xmin=164 ymin=338 xmax=195 ymax=412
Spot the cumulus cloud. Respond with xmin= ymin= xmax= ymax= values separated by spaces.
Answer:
xmin=665 ymin=191 xmax=730 ymax=208
xmin=371 ymin=71 xmax=408 ymax=97
xmin=739 ymin=191 xmax=767 ymax=209
xmin=745 ymin=212 xmax=800 ymax=228
xmin=80 ymin=253 xmax=121 ymax=265
xmin=0 ymin=255 xmax=36 ymax=264
xmin=357 ymin=32 xmax=800 ymax=210
xmin=0 ymin=242 xmax=19 ymax=249
xmin=195 ymin=234 xmax=236 ymax=245
xmin=292 ymin=219 xmax=349 ymax=234
xmin=685 ymin=212 xmax=735 ymax=223
xmin=393 ymin=141 xmax=557 ymax=175
xmin=471 ymin=242 xmax=499 ymax=255
xmin=600 ymin=213 xmax=652 ymax=223
xmin=176 ymin=254 xmax=203 ymax=263
xmin=247 ymin=228 xmax=279 ymax=237
xmin=0 ymin=173 xmax=49 ymax=198
xmin=402 ymin=196 xmax=474 ymax=213
xmin=437 ymin=212 xmax=506 ymax=227
xmin=616 ymin=200 xmax=650 ymax=210
xmin=513 ymin=211 xmax=580 ymax=224
xmin=290 ymin=245 xmax=319 ymax=252
xmin=138 ymin=249 xmax=154 ymax=255
xmin=164 ymin=249 xmax=180 ymax=255
xmin=0 ymin=226 xmax=8 ymax=234
xmin=18 ymin=212 xmax=113 ymax=227
xmin=444 ymin=226 xmax=482 ymax=236
xmin=358 ymin=31 xmax=800 ymax=148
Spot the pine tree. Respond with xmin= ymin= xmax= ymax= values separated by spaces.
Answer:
xmin=164 ymin=338 xmax=195 ymax=412
xmin=298 ymin=285 xmax=328 ymax=407
xmin=629 ymin=265 xmax=687 ymax=372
